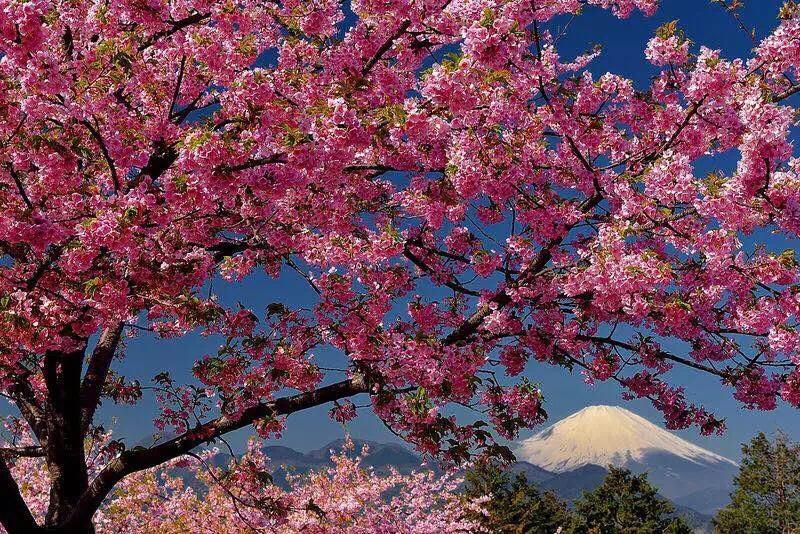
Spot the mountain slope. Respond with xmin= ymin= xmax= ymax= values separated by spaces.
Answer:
xmin=510 ymin=461 xmax=556 ymax=484
xmin=516 ymin=405 xmax=738 ymax=509
xmin=517 ymin=405 xmax=736 ymax=472
xmin=540 ymin=464 xmax=608 ymax=501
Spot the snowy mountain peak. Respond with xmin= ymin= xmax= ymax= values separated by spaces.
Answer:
xmin=516 ymin=405 xmax=737 ymax=473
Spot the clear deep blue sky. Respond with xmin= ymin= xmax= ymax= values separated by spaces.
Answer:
xmin=100 ymin=0 xmax=800 ymax=461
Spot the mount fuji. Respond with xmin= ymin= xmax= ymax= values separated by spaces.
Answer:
xmin=516 ymin=405 xmax=739 ymax=514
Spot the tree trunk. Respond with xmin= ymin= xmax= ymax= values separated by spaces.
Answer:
xmin=43 ymin=349 xmax=93 ymax=533
xmin=0 ymin=457 xmax=39 ymax=533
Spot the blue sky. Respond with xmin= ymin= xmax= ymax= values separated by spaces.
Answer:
xmin=96 ymin=0 xmax=800 ymax=461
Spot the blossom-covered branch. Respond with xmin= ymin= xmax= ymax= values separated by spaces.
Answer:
xmin=1 ymin=0 xmax=800 ymax=530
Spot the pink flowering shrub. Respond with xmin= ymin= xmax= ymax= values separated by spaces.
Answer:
xmin=1 ymin=435 xmax=483 ymax=534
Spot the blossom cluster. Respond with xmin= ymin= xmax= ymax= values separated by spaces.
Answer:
xmin=1 ymin=434 xmax=483 ymax=533
xmin=3 ymin=0 xmax=800 ymax=527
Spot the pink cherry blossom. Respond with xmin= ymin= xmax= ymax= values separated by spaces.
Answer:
xmin=1 ymin=0 xmax=800 ymax=530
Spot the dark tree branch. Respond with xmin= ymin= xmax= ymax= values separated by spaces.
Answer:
xmin=136 ymin=142 xmax=178 ymax=185
xmin=61 ymin=26 xmax=74 ymax=59
xmin=406 ymin=237 xmax=520 ymax=275
xmin=207 ymin=241 xmax=250 ymax=263
xmin=81 ymin=120 xmax=120 ymax=193
xmin=362 ymin=20 xmax=411 ymax=76
xmin=403 ymin=246 xmax=481 ymax=297
xmin=169 ymin=56 xmax=187 ymax=120
xmin=80 ymin=323 xmax=124 ymax=432
xmin=138 ymin=12 xmax=211 ymax=52
xmin=63 ymin=376 xmax=370 ymax=530
xmin=3 ymin=163 xmax=34 ymax=210
xmin=7 ymin=377 xmax=47 ymax=444
xmin=24 ymin=243 xmax=67 ymax=292
xmin=776 ymin=84 xmax=800 ymax=101
xmin=659 ymin=96 xmax=705 ymax=155
xmin=564 ymin=135 xmax=596 ymax=174
xmin=0 ymin=445 xmax=45 ymax=458
xmin=216 ymin=153 xmax=287 ymax=173
xmin=576 ymin=334 xmax=728 ymax=378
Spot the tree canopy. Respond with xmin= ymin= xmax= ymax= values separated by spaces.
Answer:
xmin=714 ymin=431 xmax=800 ymax=533
xmin=570 ymin=466 xmax=691 ymax=534
xmin=463 ymin=462 xmax=693 ymax=533
xmin=463 ymin=462 xmax=571 ymax=532
xmin=2 ymin=0 xmax=800 ymax=530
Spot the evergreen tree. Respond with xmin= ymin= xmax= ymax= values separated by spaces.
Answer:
xmin=463 ymin=462 xmax=572 ymax=533
xmin=569 ymin=466 xmax=692 ymax=534
xmin=714 ymin=432 xmax=800 ymax=534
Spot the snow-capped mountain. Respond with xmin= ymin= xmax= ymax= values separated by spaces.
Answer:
xmin=516 ymin=405 xmax=738 ymax=513
xmin=517 ymin=405 xmax=736 ymax=472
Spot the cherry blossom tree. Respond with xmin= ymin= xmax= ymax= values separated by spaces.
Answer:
xmin=2 ymin=431 xmax=483 ymax=532
xmin=2 ymin=0 xmax=800 ymax=530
